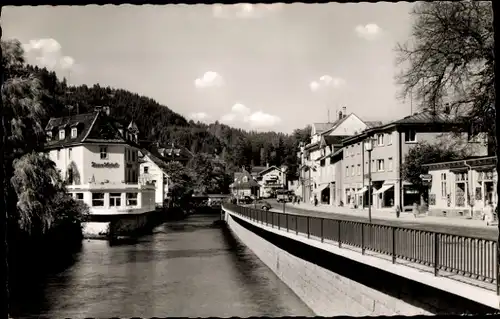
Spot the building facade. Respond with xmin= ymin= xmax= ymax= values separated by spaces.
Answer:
xmin=138 ymin=151 xmax=171 ymax=207
xmin=341 ymin=111 xmax=488 ymax=211
xmin=423 ymin=156 xmax=497 ymax=219
xmin=45 ymin=107 xmax=156 ymax=216
xmin=230 ymin=169 xmax=260 ymax=198
xmin=255 ymin=165 xmax=286 ymax=198
xmin=298 ymin=108 xmax=377 ymax=205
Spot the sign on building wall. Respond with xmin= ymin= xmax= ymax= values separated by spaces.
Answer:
xmin=91 ymin=162 xmax=120 ymax=168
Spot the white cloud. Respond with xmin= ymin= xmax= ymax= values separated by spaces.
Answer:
xmin=310 ymin=75 xmax=345 ymax=92
xmin=188 ymin=112 xmax=210 ymax=122
xmin=194 ymin=71 xmax=224 ymax=89
xmin=220 ymin=102 xmax=281 ymax=129
xmin=355 ymin=23 xmax=382 ymax=40
xmin=231 ymin=103 xmax=251 ymax=115
xmin=23 ymin=38 xmax=77 ymax=71
xmin=212 ymin=3 xmax=284 ymax=19
xmin=245 ymin=111 xmax=281 ymax=129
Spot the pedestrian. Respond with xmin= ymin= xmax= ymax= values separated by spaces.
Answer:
xmin=412 ymin=203 xmax=419 ymax=218
xmin=314 ymin=195 xmax=318 ymax=207
xmin=483 ymin=201 xmax=495 ymax=226
xmin=395 ymin=205 xmax=401 ymax=218
xmin=297 ymin=196 xmax=301 ymax=205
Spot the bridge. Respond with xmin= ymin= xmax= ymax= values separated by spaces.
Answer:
xmin=222 ymin=203 xmax=500 ymax=316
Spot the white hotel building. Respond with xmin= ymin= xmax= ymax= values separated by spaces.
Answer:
xmin=44 ymin=106 xmax=156 ymax=217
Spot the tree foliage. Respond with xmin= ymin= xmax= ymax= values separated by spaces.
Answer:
xmin=187 ymin=153 xmax=229 ymax=194
xmin=401 ymin=141 xmax=469 ymax=192
xmin=164 ymin=161 xmax=194 ymax=203
xmin=396 ymin=2 xmax=494 ymax=144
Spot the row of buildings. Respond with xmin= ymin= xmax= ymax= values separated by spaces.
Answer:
xmin=45 ymin=106 xmax=193 ymax=216
xmin=230 ymin=164 xmax=288 ymax=199
xmin=297 ymin=106 xmax=496 ymax=218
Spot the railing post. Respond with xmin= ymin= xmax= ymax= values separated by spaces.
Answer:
xmin=497 ymin=240 xmax=500 ymax=295
xmin=338 ymin=221 xmax=342 ymax=248
xmin=307 ymin=216 xmax=310 ymax=239
xmin=434 ymin=232 xmax=439 ymax=276
xmin=320 ymin=218 xmax=324 ymax=243
xmin=391 ymin=227 xmax=396 ymax=264
xmin=361 ymin=224 xmax=365 ymax=255
xmin=278 ymin=213 xmax=280 ymax=230
xmin=286 ymin=213 xmax=289 ymax=232
xmin=296 ymin=216 xmax=298 ymax=235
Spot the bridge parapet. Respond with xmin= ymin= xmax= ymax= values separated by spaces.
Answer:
xmin=222 ymin=203 xmax=500 ymax=314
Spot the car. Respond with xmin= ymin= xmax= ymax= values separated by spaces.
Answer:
xmin=256 ymin=200 xmax=272 ymax=211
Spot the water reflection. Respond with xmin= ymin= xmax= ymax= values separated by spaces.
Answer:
xmin=12 ymin=214 xmax=313 ymax=318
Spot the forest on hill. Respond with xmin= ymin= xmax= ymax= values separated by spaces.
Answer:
xmin=15 ymin=63 xmax=312 ymax=179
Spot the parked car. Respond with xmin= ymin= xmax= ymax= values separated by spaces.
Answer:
xmin=256 ymin=200 xmax=272 ymax=211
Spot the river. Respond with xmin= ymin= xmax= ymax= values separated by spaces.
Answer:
xmin=12 ymin=214 xmax=313 ymax=318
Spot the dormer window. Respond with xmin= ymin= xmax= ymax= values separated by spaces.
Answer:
xmin=46 ymin=131 xmax=52 ymax=142
xmin=59 ymin=129 xmax=65 ymax=140
xmin=71 ymin=127 xmax=78 ymax=138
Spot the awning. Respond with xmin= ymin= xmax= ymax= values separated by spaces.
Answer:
xmin=314 ymin=183 xmax=330 ymax=194
xmin=373 ymin=184 xmax=394 ymax=195
xmin=355 ymin=186 xmax=368 ymax=195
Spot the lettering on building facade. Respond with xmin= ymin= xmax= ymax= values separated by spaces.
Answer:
xmin=91 ymin=162 xmax=120 ymax=168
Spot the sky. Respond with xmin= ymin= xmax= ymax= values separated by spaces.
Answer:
xmin=3 ymin=3 xmax=416 ymax=133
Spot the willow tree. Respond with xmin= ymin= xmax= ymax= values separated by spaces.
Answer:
xmin=395 ymin=2 xmax=495 ymax=148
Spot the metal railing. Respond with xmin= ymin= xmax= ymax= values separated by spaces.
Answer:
xmin=223 ymin=203 xmax=500 ymax=294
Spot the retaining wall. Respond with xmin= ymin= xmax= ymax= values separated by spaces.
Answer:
xmin=223 ymin=208 xmax=499 ymax=316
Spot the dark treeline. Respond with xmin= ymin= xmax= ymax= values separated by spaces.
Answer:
xmin=21 ymin=63 xmax=312 ymax=179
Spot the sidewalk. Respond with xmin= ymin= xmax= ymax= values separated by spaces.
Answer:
xmin=278 ymin=202 xmax=497 ymax=230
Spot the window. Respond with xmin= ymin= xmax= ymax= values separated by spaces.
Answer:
xmin=100 ymin=146 xmax=108 ymax=159
xmin=377 ymin=159 xmax=385 ymax=171
xmin=57 ymin=149 xmax=60 ymax=160
xmin=59 ymin=129 xmax=65 ymax=140
xmin=109 ymin=193 xmax=122 ymax=207
xmin=357 ymin=143 xmax=361 ymax=155
xmin=92 ymin=193 xmax=105 ymax=207
xmin=71 ymin=127 xmax=77 ymax=138
xmin=67 ymin=167 xmax=73 ymax=184
xmin=377 ymin=134 xmax=384 ymax=146
xmin=405 ymin=130 xmax=417 ymax=143
xmin=68 ymin=148 xmax=72 ymax=159
xmin=144 ymin=166 xmax=149 ymax=174
xmin=126 ymin=193 xmax=138 ymax=206
xmin=75 ymin=193 xmax=84 ymax=200
xmin=388 ymin=157 xmax=393 ymax=171
xmin=357 ymin=164 xmax=361 ymax=176
xmin=345 ymin=166 xmax=349 ymax=177
xmin=441 ymin=173 xmax=447 ymax=198
xmin=132 ymin=170 xmax=137 ymax=182
xmin=351 ymin=165 xmax=355 ymax=176
xmin=132 ymin=151 xmax=136 ymax=162
xmin=320 ymin=159 xmax=325 ymax=167
xmin=387 ymin=133 xmax=392 ymax=145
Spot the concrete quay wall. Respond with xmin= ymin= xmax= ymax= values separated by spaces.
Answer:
xmin=223 ymin=208 xmax=499 ymax=316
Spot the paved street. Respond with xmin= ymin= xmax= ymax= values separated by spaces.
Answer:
xmin=267 ymin=200 xmax=498 ymax=241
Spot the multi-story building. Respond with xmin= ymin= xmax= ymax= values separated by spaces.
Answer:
xmin=423 ymin=156 xmax=497 ymax=219
xmin=298 ymin=107 xmax=379 ymax=204
xmin=138 ymin=150 xmax=171 ymax=208
xmin=230 ymin=169 xmax=260 ymax=198
xmin=341 ymin=111 xmax=488 ymax=211
xmin=255 ymin=165 xmax=286 ymax=198
xmin=44 ymin=106 xmax=156 ymax=216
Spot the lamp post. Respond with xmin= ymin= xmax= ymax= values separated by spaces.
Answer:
xmin=364 ymin=137 xmax=375 ymax=224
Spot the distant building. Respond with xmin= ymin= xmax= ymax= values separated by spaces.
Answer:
xmin=230 ymin=169 xmax=260 ymax=198
xmin=138 ymin=150 xmax=171 ymax=207
xmin=156 ymin=143 xmax=193 ymax=166
xmin=44 ymin=106 xmax=156 ymax=216
xmin=423 ymin=156 xmax=497 ymax=219
xmin=255 ymin=165 xmax=287 ymax=198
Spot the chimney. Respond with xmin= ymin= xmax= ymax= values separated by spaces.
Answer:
xmin=338 ymin=111 xmax=343 ymax=120
xmin=342 ymin=106 xmax=347 ymax=118
xmin=266 ymin=162 xmax=269 ymax=168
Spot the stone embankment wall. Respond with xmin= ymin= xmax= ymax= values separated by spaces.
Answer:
xmin=223 ymin=209 xmax=497 ymax=316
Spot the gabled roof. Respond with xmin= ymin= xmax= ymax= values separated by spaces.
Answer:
xmin=341 ymin=110 xmax=463 ymax=147
xmin=365 ymin=121 xmax=383 ymax=128
xmin=44 ymin=110 xmax=138 ymax=149
xmin=321 ymin=135 xmax=349 ymax=146
xmin=312 ymin=122 xmax=336 ymax=135
xmin=257 ymin=165 xmax=281 ymax=176
xmin=158 ymin=144 xmax=193 ymax=162
xmin=231 ymin=169 xmax=259 ymax=189
xmin=251 ymin=166 xmax=267 ymax=175
xmin=139 ymin=151 xmax=170 ymax=177
xmin=319 ymin=114 xmax=352 ymax=136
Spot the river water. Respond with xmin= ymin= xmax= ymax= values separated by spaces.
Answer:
xmin=14 ymin=214 xmax=313 ymax=318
